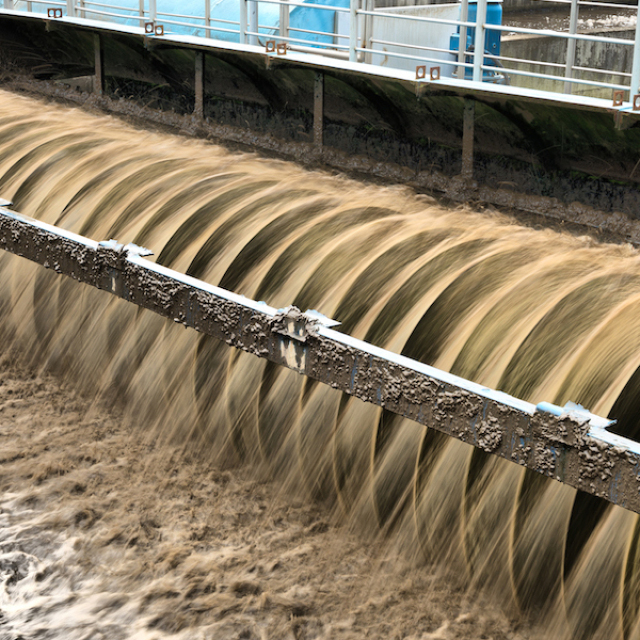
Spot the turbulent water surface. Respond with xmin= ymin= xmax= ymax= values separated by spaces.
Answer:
xmin=1 ymin=90 xmax=640 ymax=639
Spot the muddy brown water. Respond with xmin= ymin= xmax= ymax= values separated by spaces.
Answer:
xmin=0 ymin=89 xmax=640 ymax=639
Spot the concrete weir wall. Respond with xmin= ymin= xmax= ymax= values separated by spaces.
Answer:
xmin=1 ymin=13 xmax=640 ymax=231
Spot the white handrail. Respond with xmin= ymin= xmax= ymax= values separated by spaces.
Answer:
xmin=3 ymin=0 xmax=640 ymax=105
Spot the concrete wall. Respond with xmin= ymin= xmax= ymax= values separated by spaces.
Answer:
xmin=502 ymin=29 xmax=634 ymax=97
xmin=375 ymin=0 xmax=635 ymax=11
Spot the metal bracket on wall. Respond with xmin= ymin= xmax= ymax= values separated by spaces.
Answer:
xmin=144 ymin=21 xmax=164 ymax=36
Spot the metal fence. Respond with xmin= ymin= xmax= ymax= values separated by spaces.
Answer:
xmin=3 ymin=0 xmax=640 ymax=105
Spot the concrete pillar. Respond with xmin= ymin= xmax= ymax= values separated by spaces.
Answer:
xmin=94 ymin=33 xmax=104 ymax=96
xmin=195 ymin=51 xmax=205 ymax=119
xmin=462 ymin=98 xmax=475 ymax=180
xmin=314 ymin=72 xmax=324 ymax=148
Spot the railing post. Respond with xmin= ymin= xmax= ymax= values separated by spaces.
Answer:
xmin=472 ymin=0 xmax=487 ymax=83
xmin=149 ymin=0 xmax=156 ymax=22
xmin=67 ymin=0 xmax=76 ymax=17
xmin=279 ymin=0 xmax=289 ymax=43
xmin=139 ymin=0 xmax=144 ymax=20
xmin=457 ymin=0 xmax=469 ymax=81
xmin=2 ymin=0 xmax=12 ymax=9
xmin=239 ymin=0 xmax=248 ymax=44
xmin=362 ymin=0 xmax=373 ymax=64
xmin=205 ymin=0 xmax=211 ymax=36
xmin=248 ymin=0 xmax=258 ymax=45
xmin=563 ymin=0 xmax=578 ymax=94
xmin=349 ymin=0 xmax=358 ymax=62
xmin=631 ymin=4 xmax=640 ymax=103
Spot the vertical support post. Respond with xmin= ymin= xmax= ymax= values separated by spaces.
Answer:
xmin=631 ymin=3 xmax=640 ymax=102
xmin=363 ymin=0 xmax=373 ymax=64
xmin=457 ymin=0 xmax=469 ymax=81
xmin=149 ymin=0 xmax=156 ymax=22
xmin=472 ymin=0 xmax=487 ymax=83
xmin=248 ymin=0 xmax=258 ymax=45
xmin=563 ymin=0 xmax=578 ymax=94
xmin=314 ymin=71 xmax=324 ymax=149
xmin=239 ymin=0 xmax=248 ymax=44
xmin=3 ymin=0 xmax=12 ymax=8
xmin=67 ymin=0 xmax=76 ymax=16
xmin=462 ymin=98 xmax=475 ymax=180
xmin=205 ymin=0 xmax=211 ymax=36
xmin=349 ymin=0 xmax=358 ymax=62
xmin=94 ymin=32 xmax=104 ymax=96
xmin=139 ymin=0 xmax=144 ymax=20
xmin=279 ymin=0 xmax=289 ymax=43
xmin=195 ymin=51 xmax=205 ymax=118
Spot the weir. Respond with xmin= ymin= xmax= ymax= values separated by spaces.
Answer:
xmin=2 ymin=201 xmax=638 ymax=512
xmin=2 ymin=80 xmax=640 ymax=637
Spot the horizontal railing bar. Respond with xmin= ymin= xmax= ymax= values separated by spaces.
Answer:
xmin=489 ymin=61 xmax=629 ymax=89
xmin=78 ymin=6 xmax=145 ymax=21
xmin=81 ymin=0 xmax=138 ymax=12
xmin=368 ymin=37 xmax=458 ymax=56
xmin=572 ymin=64 xmax=632 ymax=77
xmin=494 ymin=54 xmax=566 ymax=70
xmin=288 ymin=42 xmax=349 ymax=58
xmin=358 ymin=8 xmax=477 ymax=29
xmin=157 ymin=17 xmax=209 ymax=30
xmin=157 ymin=10 xmax=208 ymax=21
xmin=247 ymin=29 xmax=349 ymax=48
xmin=577 ymin=0 xmax=638 ymax=8
xmin=358 ymin=45 xmax=469 ymax=68
xmin=250 ymin=0 xmax=350 ymax=13
xmin=496 ymin=22 xmax=634 ymax=45
xmin=194 ymin=16 xmax=239 ymax=27
xmin=287 ymin=25 xmax=347 ymax=40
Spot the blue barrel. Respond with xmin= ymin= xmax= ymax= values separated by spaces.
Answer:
xmin=449 ymin=0 xmax=502 ymax=57
xmin=449 ymin=0 xmax=503 ymax=80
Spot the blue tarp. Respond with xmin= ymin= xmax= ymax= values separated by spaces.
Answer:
xmin=18 ymin=0 xmax=349 ymax=45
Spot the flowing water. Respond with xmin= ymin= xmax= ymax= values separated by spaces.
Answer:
xmin=1 ymin=89 xmax=640 ymax=638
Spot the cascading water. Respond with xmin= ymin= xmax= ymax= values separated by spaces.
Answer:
xmin=2 ymin=89 xmax=640 ymax=639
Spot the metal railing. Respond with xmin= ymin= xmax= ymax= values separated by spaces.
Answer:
xmin=4 ymin=0 xmax=640 ymax=107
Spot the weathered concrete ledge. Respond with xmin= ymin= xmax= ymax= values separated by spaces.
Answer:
xmin=1 ymin=204 xmax=640 ymax=513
